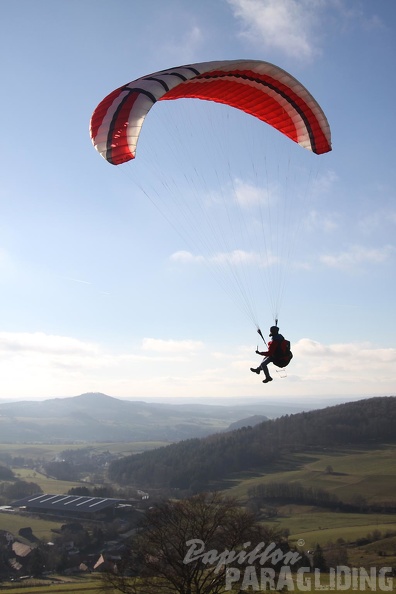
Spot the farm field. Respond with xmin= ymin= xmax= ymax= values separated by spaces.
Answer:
xmin=0 ymin=576 xmax=107 ymax=593
xmin=0 ymin=511 xmax=61 ymax=541
xmin=224 ymin=444 xmax=396 ymax=568
xmin=0 ymin=440 xmax=169 ymax=461
xmin=1 ymin=572 xmax=394 ymax=594
xmin=263 ymin=505 xmax=396 ymax=569
xmin=11 ymin=467 xmax=93 ymax=495
xmin=226 ymin=444 xmax=396 ymax=504
xmin=270 ymin=506 xmax=396 ymax=547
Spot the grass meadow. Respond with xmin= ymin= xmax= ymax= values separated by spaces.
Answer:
xmin=1 ymin=571 xmax=394 ymax=593
xmin=0 ymin=511 xmax=61 ymax=541
xmin=225 ymin=444 xmax=396 ymax=569
xmin=0 ymin=441 xmax=168 ymax=461
xmin=11 ymin=467 xmax=94 ymax=495
xmin=226 ymin=444 xmax=396 ymax=504
xmin=0 ymin=575 xmax=106 ymax=593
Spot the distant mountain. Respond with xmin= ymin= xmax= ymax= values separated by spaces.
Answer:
xmin=0 ymin=393 xmax=299 ymax=443
xmin=107 ymin=396 xmax=396 ymax=491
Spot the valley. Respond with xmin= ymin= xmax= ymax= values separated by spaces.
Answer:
xmin=0 ymin=395 xmax=395 ymax=592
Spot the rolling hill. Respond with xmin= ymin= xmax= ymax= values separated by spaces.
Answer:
xmin=107 ymin=396 xmax=396 ymax=492
xmin=0 ymin=392 xmax=274 ymax=442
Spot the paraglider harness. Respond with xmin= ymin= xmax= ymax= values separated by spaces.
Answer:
xmin=257 ymin=326 xmax=293 ymax=369
xmin=272 ymin=337 xmax=293 ymax=368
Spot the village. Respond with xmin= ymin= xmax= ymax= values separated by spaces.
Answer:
xmin=0 ymin=489 xmax=150 ymax=581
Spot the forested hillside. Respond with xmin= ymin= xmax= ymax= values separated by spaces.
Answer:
xmin=108 ymin=396 xmax=396 ymax=491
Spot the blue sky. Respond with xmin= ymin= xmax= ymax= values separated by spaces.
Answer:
xmin=1 ymin=0 xmax=395 ymax=402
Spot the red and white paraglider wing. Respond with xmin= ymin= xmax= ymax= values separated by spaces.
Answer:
xmin=90 ymin=59 xmax=332 ymax=166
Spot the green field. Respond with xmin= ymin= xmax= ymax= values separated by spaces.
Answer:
xmin=224 ymin=444 xmax=396 ymax=568
xmin=0 ymin=576 xmax=106 ymax=594
xmin=270 ymin=506 xmax=396 ymax=546
xmin=1 ymin=572 xmax=394 ymax=594
xmin=10 ymin=467 xmax=93 ymax=495
xmin=226 ymin=444 xmax=396 ymax=504
xmin=0 ymin=441 xmax=169 ymax=461
xmin=0 ymin=511 xmax=61 ymax=541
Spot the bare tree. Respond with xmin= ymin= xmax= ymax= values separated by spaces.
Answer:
xmin=100 ymin=492 xmax=282 ymax=594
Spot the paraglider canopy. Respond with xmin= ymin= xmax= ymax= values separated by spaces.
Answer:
xmin=90 ymin=59 xmax=331 ymax=166
xmin=90 ymin=59 xmax=332 ymax=329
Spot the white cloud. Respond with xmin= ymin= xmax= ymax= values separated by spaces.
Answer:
xmin=227 ymin=0 xmax=323 ymax=60
xmin=160 ymin=25 xmax=204 ymax=63
xmin=141 ymin=338 xmax=204 ymax=354
xmin=233 ymin=178 xmax=274 ymax=207
xmin=0 ymin=332 xmax=111 ymax=399
xmin=212 ymin=249 xmax=262 ymax=266
xmin=330 ymin=0 xmax=385 ymax=32
xmin=296 ymin=338 xmax=347 ymax=358
xmin=311 ymin=170 xmax=338 ymax=197
xmin=320 ymin=244 xmax=394 ymax=269
xmin=171 ymin=249 xmax=278 ymax=268
xmin=227 ymin=0 xmax=385 ymax=60
xmin=62 ymin=276 xmax=92 ymax=285
xmin=0 ymin=332 xmax=394 ymax=400
xmin=170 ymin=251 xmax=204 ymax=264
xmin=358 ymin=209 xmax=396 ymax=235
xmin=292 ymin=338 xmax=396 ymax=385
xmin=0 ymin=332 xmax=99 ymax=356
xmin=305 ymin=209 xmax=339 ymax=232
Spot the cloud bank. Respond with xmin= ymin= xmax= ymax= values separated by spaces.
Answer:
xmin=0 ymin=331 xmax=394 ymax=400
xmin=227 ymin=0 xmax=323 ymax=60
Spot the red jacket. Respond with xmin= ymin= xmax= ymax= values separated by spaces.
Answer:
xmin=259 ymin=334 xmax=284 ymax=358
